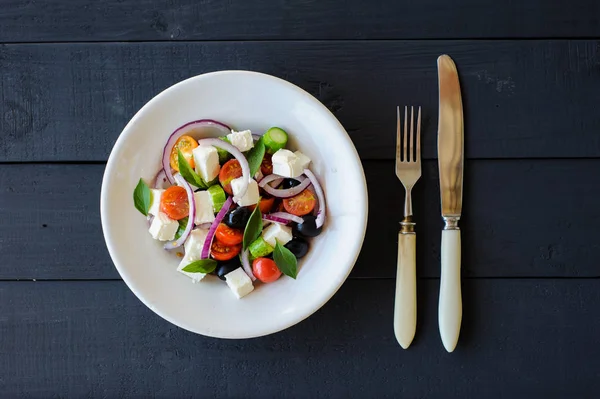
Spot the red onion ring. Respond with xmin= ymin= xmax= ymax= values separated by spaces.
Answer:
xmin=153 ymin=169 xmax=169 ymax=189
xmin=270 ymin=178 xmax=284 ymax=187
xmin=258 ymin=174 xmax=284 ymax=187
xmin=254 ymin=169 xmax=264 ymax=182
xmin=197 ymin=138 xmax=251 ymax=201
xmin=201 ymin=196 xmax=233 ymax=259
xmin=261 ymin=177 xmax=311 ymax=198
xmin=164 ymin=174 xmax=195 ymax=250
xmin=162 ymin=120 xmax=231 ymax=184
xmin=303 ymin=169 xmax=326 ymax=228
xmin=263 ymin=212 xmax=304 ymax=225
xmin=241 ymin=249 xmax=256 ymax=281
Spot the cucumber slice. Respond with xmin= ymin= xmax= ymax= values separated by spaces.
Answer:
xmin=263 ymin=127 xmax=288 ymax=154
xmin=207 ymin=185 xmax=226 ymax=213
xmin=249 ymin=236 xmax=274 ymax=258
xmin=217 ymin=136 xmax=232 ymax=163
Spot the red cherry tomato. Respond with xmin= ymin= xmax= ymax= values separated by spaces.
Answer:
xmin=252 ymin=257 xmax=282 ymax=283
xmin=211 ymin=238 xmax=242 ymax=261
xmin=260 ymin=154 xmax=273 ymax=176
xmin=218 ymin=159 xmax=243 ymax=195
xmin=215 ymin=223 xmax=243 ymax=246
xmin=283 ymin=189 xmax=316 ymax=216
xmin=248 ymin=196 xmax=275 ymax=214
xmin=160 ymin=186 xmax=189 ymax=220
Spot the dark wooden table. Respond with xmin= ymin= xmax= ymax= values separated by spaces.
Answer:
xmin=2 ymin=1 xmax=600 ymax=397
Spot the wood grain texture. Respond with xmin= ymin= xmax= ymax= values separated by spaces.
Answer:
xmin=1 ymin=279 xmax=599 ymax=397
xmin=1 ymin=41 xmax=600 ymax=162
xmin=0 ymin=0 xmax=599 ymax=42
xmin=2 ymin=160 xmax=599 ymax=280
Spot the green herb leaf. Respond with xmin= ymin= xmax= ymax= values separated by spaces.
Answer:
xmin=243 ymin=203 xmax=263 ymax=250
xmin=182 ymin=259 xmax=217 ymax=274
xmin=133 ymin=178 xmax=152 ymax=216
xmin=246 ymin=136 xmax=266 ymax=177
xmin=274 ymin=240 xmax=298 ymax=279
xmin=217 ymin=136 xmax=232 ymax=163
xmin=174 ymin=217 xmax=189 ymax=240
xmin=177 ymin=150 xmax=207 ymax=188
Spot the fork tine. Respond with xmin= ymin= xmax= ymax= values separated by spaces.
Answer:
xmin=403 ymin=106 xmax=408 ymax=162
xmin=409 ymin=106 xmax=415 ymax=162
xmin=416 ymin=106 xmax=422 ymax=162
xmin=396 ymin=106 xmax=401 ymax=163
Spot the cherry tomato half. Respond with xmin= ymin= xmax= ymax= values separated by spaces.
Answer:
xmin=160 ymin=185 xmax=189 ymax=220
xmin=260 ymin=154 xmax=273 ymax=176
xmin=252 ymin=257 xmax=282 ymax=283
xmin=248 ymin=196 xmax=275 ymax=214
xmin=283 ymin=189 xmax=316 ymax=216
xmin=211 ymin=238 xmax=242 ymax=261
xmin=169 ymin=135 xmax=198 ymax=172
xmin=218 ymin=159 xmax=243 ymax=195
xmin=215 ymin=223 xmax=243 ymax=246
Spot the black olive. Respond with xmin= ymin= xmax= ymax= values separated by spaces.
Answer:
xmin=216 ymin=258 xmax=242 ymax=281
xmin=292 ymin=215 xmax=322 ymax=238
xmin=224 ymin=207 xmax=251 ymax=229
xmin=285 ymin=238 xmax=309 ymax=259
xmin=281 ymin=178 xmax=301 ymax=189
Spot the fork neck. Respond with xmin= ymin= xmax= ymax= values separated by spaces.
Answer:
xmin=404 ymin=187 xmax=413 ymax=218
xmin=400 ymin=187 xmax=415 ymax=233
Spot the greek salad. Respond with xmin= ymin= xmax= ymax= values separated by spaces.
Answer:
xmin=133 ymin=120 xmax=326 ymax=299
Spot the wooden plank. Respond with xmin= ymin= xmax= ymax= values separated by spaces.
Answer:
xmin=1 ymin=279 xmax=599 ymax=397
xmin=1 ymin=40 xmax=600 ymax=162
xmin=0 ymin=0 xmax=599 ymax=42
xmin=2 ymin=160 xmax=599 ymax=280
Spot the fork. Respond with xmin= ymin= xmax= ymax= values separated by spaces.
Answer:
xmin=393 ymin=105 xmax=422 ymax=349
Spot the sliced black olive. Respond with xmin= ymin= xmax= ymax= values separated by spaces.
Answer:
xmin=216 ymin=258 xmax=242 ymax=281
xmin=292 ymin=215 xmax=322 ymax=238
xmin=281 ymin=178 xmax=301 ymax=189
xmin=224 ymin=207 xmax=251 ymax=229
xmin=285 ymin=238 xmax=309 ymax=259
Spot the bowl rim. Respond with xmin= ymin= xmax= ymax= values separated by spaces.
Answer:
xmin=100 ymin=70 xmax=369 ymax=338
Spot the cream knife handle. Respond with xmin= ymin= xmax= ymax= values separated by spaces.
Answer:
xmin=439 ymin=229 xmax=462 ymax=352
xmin=394 ymin=232 xmax=416 ymax=349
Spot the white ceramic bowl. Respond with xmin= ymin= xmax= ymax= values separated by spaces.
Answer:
xmin=101 ymin=71 xmax=368 ymax=338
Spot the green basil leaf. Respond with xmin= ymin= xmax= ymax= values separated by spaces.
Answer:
xmin=177 ymin=150 xmax=207 ymax=188
xmin=133 ymin=178 xmax=152 ymax=216
xmin=274 ymin=240 xmax=298 ymax=279
xmin=174 ymin=217 xmax=189 ymax=240
xmin=243 ymin=203 xmax=263 ymax=250
xmin=246 ymin=137 xmax=266 ymax=177
xmin=182 ymin=259 xmax=217 ymax=274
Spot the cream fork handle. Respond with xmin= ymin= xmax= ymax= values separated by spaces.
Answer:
xmin=393 ymin=232 xmax=416 ymax=349
xmin=439 ymin=229 xmax=462 ymax=352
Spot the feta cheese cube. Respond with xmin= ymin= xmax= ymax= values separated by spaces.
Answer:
xmin=294 ymin=151 xmax=311 ymax=171
xmin=193 ymin=191 xmax=216 ymax=225
xmin=261 ymin=223 xmax=293 ymax=247
xmin=227 ymin=130 xmax=254 ymax=152
xmin=184 ymin=228 xmax=209 ymax=256
xmin=148 ymin=189 xmax=164 ymax=216
xmin=225 ymin=268 xmax=254 ymax=299
xmin=192 ymin=145 xmax=220 ymax=183
xmin=272 ymin=149 xmax=306 ymax=178
xmin=148 ymin=212 xmax=178 ymax=241
xmin=231 ymin=177 xmax=260 ymax=206
xmin=177 ymin=229 xmax=209 ymax=283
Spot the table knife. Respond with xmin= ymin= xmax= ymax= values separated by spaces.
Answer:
xmin=437 ymin=54 xmax=464 ymax=352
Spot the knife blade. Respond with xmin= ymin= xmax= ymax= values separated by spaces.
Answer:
xmin=437 ymin=54 xmax=463 ymax=353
